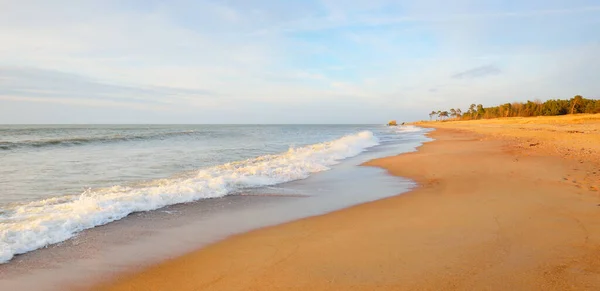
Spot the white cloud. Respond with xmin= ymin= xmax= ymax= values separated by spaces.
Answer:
xmin=0 ymin=0 xmax=598 ymax=123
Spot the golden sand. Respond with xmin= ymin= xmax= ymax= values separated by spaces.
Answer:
xmin=90 ymin=115 xmax=600 ymax=290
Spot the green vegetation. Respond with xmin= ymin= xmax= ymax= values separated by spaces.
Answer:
xmin=431 ymin=95 xmax=600 ymax=120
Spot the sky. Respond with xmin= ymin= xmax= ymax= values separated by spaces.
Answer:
xmin=0 ymin=0 xmax=599 ymax=124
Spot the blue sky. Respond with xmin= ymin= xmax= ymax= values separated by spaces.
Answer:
xmin=0 ymin=0 xmax=598 ymax=123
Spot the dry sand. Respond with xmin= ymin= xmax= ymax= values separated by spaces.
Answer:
xmin=417 ymin=114 xmax=600 ymax=166
xmin=91 ymin=115 xmax=600 ymax=291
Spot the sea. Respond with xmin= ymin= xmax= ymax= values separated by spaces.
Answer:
xmin=0 ymin=124 xmax=431 ymax=289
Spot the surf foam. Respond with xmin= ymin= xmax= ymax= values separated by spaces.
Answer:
xmin=394 ymin=125 xmax=424 ymax=133
xmin=0 ymin=131 xmax=378 ymax=263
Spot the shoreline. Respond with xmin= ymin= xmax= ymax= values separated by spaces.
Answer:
xmin=1 ymin=127 xmax=426 ymax=291
xmin=92 ymin=122 xmax=600 ymax=290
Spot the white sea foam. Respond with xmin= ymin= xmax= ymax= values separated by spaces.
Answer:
xmin=0 ymin=131 xmax=379 ymax=263
xmin=394 ymin=125 xmax=424 ymax=133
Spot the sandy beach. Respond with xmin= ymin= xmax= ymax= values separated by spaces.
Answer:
xmin=91 ymin=115 xmax=600 ymax=291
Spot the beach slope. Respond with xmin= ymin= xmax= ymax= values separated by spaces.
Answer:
xmin=92 ymin=117 xmax=600 ymax=291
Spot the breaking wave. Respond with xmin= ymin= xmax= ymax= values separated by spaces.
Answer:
xmin=393 ymin=125 xmax=425 ymax=133
xmin=0 ymin=131 xmax=379 ymax=263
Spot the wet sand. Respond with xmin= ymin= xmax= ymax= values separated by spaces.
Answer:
xmin=93 ymin=116 xmax=600 ymax=290
xmin=1 ymin=130 xmax=423 ymax=291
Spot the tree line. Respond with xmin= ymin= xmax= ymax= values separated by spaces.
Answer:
xmin=429 ymin=95 xmax=600 ymax=121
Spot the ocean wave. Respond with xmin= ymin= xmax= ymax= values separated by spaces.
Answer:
xmin=0 ymin=131 xmax=379 ymax=263
xmin=394 ymin=125 xmax=425 ymax=133
xmin=0 ymin=130 xmax=199 ymax=151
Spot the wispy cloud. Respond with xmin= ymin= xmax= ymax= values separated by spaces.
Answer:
xmin=359 ymin=5 xmax=600 ymax=26
xmin=249 ymin=3 xmax=600 ymax=35
xmin=451 ymin=65 xmax=502 ymax=79
xmin=0 ymin=1 xmax=599 ymax=123
xmin=0 ymin=66 xmax=217 ymax=110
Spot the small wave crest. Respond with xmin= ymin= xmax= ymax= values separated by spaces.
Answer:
xmin=0 ymin=130 xmax=198 ymax=151
xmin=0 ymin=131 xmax=379 ymax=263
xmin=394 ymin=125 xmax=424 ymax=133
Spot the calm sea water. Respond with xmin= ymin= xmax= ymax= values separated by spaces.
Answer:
xmin=0 ymin=124 xmax=426 ymax=263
